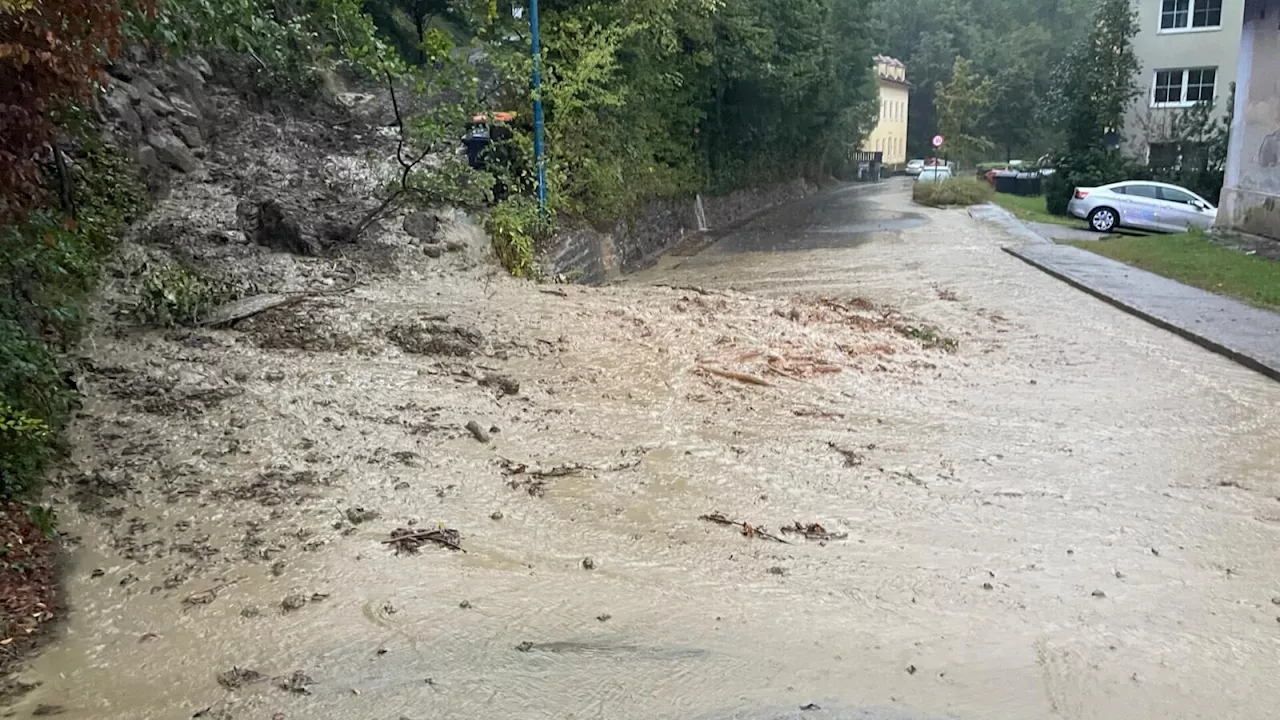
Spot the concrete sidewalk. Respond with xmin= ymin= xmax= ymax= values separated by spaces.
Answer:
xmin=1004 ymin=242 xmax=1280 ymax=381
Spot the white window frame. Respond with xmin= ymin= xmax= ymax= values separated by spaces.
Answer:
xmin=1150 ymin=67 xmax=1217 ymax=108
xmin=1158 ymin=0 xmax=1223 ymax=34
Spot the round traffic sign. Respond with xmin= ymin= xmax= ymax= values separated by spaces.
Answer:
xmin=931 ymin=135 xmax=945 ymax=148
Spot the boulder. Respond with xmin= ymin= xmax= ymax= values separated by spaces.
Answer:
xmin=168 ymin=97 xmax=200 ymax=126
xmin=175 ymin=124 xmax=204 ymax=149
xmin=141 ymin=93 xmax=174 ymax=116
xmin=105 ymin=89 xmax=141 ymax=135
xmin=136 ymin=144 xmax=162 ymax=175
xmin=237 ymin=199 xmax=321 ymax=256
xmin=188 ymin=55 xmax=213 ymax=79
xmin=139 ymin=106 xmax=164 ymax=134
xmin=147 ymin=131 xmax=199 ymax=173
xmin=403 ymin=212 xmax=439 ymax=241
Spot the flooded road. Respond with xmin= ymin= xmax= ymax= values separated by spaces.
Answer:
xmin=12 ymin=181 xmax=1280 ymax=720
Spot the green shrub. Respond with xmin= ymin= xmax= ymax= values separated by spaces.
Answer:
xmin=0 ymin=403 xmax=53 ymax=498
xmin=1044 ymin=171 xmax=1072 ymax=216
xmin=136 ymin=264 xmax=235 ymax=326
xmin=912 ymin=178 xmax=994 ymax=207
xmin=486 ymin=197 xmax=552 ymax=278
xmin=0 ymin=138 xmax=144 ymax=499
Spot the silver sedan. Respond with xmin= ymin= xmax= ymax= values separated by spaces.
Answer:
xmin=1067 ymin=181 xmax=1217 ymax=233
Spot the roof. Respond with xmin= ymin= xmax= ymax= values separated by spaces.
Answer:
xmin=873 ymin=55 xmax=905 ymax=68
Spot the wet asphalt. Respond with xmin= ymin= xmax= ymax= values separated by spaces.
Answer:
xmin=701 ymin=181 xmax=929 ymax=255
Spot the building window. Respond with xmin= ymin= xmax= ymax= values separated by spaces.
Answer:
xmin=1160 ymin=0 xmax=1222 ymax=30
xmin=1151 ymin=67 xmax=1216 ymax=107
xmin=1186 ymin=68 xmax=1215 ymax=102
xmin=1148 ymin=142 xmax=1208 ymax=170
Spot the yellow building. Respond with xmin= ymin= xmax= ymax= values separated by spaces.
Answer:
xmin=862 ymin=55 xmax=910 ymax=167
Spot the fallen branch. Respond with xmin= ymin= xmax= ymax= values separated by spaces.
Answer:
xmin=199 ymin=282 xmax=358 ymax=327
xmin=538 ymin=288 xmax=569 ymax=298
xmin=656 ymin=284 xmax=730 ymax=297
xmin=500 ymin=457 xmax=640 ymax=478
xmin=699 ymin=365 xmax=775 ymax=388
xmin=699 ymin=512 xmax=789 ymax=544
xmin=383 ymin=527 xmax=466 ymax=554
xmin=780 ymin=521 xmax=848 ymax=542
xmin=794 ymin=408 xmax=846 ymax=420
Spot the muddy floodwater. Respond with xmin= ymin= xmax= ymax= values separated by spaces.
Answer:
xmin=12 ymin=182 xmax=1280 ymax=720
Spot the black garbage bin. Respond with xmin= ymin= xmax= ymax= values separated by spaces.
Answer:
xmin=993 ymin=170 xmax=1018 ymax=194
xmin=1015 ymin=172 xmax=1041 ymax=196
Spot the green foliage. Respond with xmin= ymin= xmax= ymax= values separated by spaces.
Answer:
xmin=131 ymin=0 xmax=402 ymax=94
xmin=934 ymin=57 xmax=993 ymax=164
xmin=1043 ymin=0 xmax=1140 ymax=216
xmin=136 ymin=264 xmax=235 ymax=326
xmin=911 ymin=177 xmax=993 ymax=207
xmin=872 ymin=0 xmax=1092 ymax=157
xmin=26 ymin=504 xmax=56 ymax=538
xmin=485 ymin=196 xmax=550 ymax=277
xmin=462 ymin=0 xmax=879 ymax=226
xmin=0 ymin=137 xmax=143 ymax=498
xmin=0 ymin=402 xmax=51 ymax=497
xmin=983 ymin=62 xmax=1037 ymax=162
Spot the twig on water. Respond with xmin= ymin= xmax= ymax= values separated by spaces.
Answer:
xmin=699 ymin=365 xmax=775 ymax=388
xmin=384 ymin=527 xmax=466 ymax=554
xmin=699 ymin=512 xmax=789 ymax=544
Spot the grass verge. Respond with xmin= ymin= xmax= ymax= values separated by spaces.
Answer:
xmin=912 ymin=178 xmax=993 ymax=207
xmin=1065 ymin=231 xmax=1280 ymax=309
xmin=990 ymin=192 xmax=1080 ymax=228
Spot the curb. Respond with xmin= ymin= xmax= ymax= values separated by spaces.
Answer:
xmin=1003 ymin=246 xmax=1280 ymax=383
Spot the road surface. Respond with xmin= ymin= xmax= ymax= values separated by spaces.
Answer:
xmin=12 ymin=180 xmax=1280 ymax=720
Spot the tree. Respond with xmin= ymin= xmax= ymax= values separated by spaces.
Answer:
xmin=0 ymin=0 xmax=152 ymax=220
xmin=1043 ymin=0 xmax=1140 ymax=214
xmin=983 ymin=62 xmax=1037 ymax=162
xmin=934 ymin=56 xmax=992 ymax=164
xmin=868 ymin=0 xmax=1092 ymax=156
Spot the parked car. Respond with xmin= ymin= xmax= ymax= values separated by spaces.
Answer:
xmin=1067 ymin=181 xmax=1217 ymax=233
xmin=916 ymin=167 xmax=953 ymax=183
xmin=906 ymin=159 xmax=926 ymax=176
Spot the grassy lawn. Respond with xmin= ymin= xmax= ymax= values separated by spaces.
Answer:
xmin=1066 ymin=232 xmax=1280 ymax=309
xmin=990 ymin=192 xmax=1081 ymax=228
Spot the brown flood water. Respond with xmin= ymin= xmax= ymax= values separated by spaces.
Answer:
xmin=11 ymin=182 xmax=1280 ymax=720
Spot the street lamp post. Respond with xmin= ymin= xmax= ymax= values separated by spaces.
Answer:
xmin=530 ymin=0 xmax=547 ymax=215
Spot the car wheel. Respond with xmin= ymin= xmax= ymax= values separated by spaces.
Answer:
xmin=1088 ymin=207 xmax=1117 ymax=233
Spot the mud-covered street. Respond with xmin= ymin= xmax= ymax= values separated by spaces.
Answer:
xmin=12 ymin=181 xmax=1280 ymax=720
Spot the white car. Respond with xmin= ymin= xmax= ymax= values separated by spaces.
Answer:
xmin=905 ymin=159 xmax=925 ymax=176
xmin=1067 ymin=180 xmax=1217 ymax=233
xmin=915 ymin=167 xmax=953 ymax=183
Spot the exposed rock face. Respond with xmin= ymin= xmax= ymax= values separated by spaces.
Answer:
xmin=101 ymin=53 xmax=216 ymax=195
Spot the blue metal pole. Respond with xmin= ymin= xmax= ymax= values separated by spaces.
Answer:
xmin=530 ymin=0 xmax=547 ymax=215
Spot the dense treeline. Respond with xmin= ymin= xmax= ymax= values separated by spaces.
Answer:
xmin=870 ymin=0 xmax=1093 ymax=160
xmin=362 ymin=0 xmax=881 ymax=217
